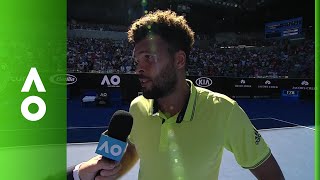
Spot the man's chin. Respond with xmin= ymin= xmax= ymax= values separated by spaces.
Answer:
xmin=141 ymin=91 xmax=154 ymax=99
xmin=141 ymin=89 xmax=159 ymax=99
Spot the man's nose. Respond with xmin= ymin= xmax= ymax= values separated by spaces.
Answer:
xmin=135 ymin=62 xmax=146 ymax=74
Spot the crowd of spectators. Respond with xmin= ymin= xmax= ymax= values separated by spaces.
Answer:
xmin=67 ymin=38 xmax=133 ymax=74
xmin=67 ymin=35 xmax=314 ymax=78
xmin=68 ymin=21 xmax=127 ymax=32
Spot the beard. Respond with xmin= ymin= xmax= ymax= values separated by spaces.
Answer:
xmin=141 ymin=62 xmax=178 ymax=99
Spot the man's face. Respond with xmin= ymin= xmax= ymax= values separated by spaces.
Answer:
xmin=133 ymin=36 xmax=178 ymax=99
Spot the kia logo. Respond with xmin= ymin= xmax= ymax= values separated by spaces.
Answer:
xmin=50 ymin=74 xmax=77 ymax=85
xmin=195 ymin=77 xmax=212 ymax=87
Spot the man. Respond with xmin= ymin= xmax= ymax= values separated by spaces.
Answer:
xmin=74 ymin=10 xmax=284 ymax=180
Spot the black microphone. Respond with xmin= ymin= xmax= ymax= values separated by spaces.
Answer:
xmin=95 ymin=110 xmax=133 ymax=161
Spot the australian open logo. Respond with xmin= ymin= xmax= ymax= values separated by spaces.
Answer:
xmin=50 ymin=74 xmax=77 ymax=85
xmin=195 ymin=77 xmax=212 ymax=87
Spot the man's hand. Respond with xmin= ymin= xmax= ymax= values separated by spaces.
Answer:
xmin=78 ymin=155 xmax=121 ymax=180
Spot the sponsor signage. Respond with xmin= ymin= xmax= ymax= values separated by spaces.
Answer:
xmin=292 ymin=80 xmax=314 ymax=90
xmin=258 ymin=80 xmax=278 ymax=89
xmin=50 ymin=74 xmax=77 ymax=85
xmin=234 ymin=79 xmax=252 ymax=88
xmin=195 ymin=77 xmax=212 ymax=87
xmin=101 ymin=75 xmax=121 ymax=87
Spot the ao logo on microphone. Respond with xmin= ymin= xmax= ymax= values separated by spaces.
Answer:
xmin=195 ymin=77 xmax=212 ymax=87
xmin=101 ymin=75 xmax=120 ymax=87
xmin=96 ymin=134 xmax=127 ymax=162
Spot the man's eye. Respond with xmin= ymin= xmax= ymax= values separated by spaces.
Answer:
xmin=144 ymin=54 xmax=151 ymax=59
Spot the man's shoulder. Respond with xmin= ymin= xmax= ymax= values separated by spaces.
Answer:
xmin=129 ymin=95 xmax=151 ymax=113
xmin=131 ymin=95 xmax=147 ymax=105
xmin=195 ymin=86 xmax=236 ymax=106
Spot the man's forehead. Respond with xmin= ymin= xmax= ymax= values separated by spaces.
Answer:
xmin=133 ymin=36 xmax=167 ymax=54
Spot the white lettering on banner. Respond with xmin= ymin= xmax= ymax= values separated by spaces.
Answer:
xmin=258 ymin=85 xmax=278 ymax=89
xmin=101 ymin=75 xmax=120 ymax=87
xmin=292 ymin=86 xmax=314 ymax=90
xmin=98 ymin=141 xmax=123 ymax=156
xmin=235 ymin=84 xmax=252 ymax=88
xmin=195 ymin=77 xmax=212 ymax=87
xmin=21 ymin=67 xmax=46 ymax=122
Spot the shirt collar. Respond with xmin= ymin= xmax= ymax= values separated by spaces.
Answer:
xmin=150 ymin=79 xmax=197 ymax=123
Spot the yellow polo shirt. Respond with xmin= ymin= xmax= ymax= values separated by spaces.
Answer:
xmin=129 ymin=80 xmax=271 ymax=180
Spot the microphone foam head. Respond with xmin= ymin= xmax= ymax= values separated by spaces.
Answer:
xmin=107 ymin=110 xmax=133 ymax=142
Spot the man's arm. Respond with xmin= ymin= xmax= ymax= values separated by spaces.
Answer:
xmin=250 ymin=153 xmax=284 ymax=180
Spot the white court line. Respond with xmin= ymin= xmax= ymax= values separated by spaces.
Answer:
xmin=251 ymin=117 xmax=315 ymax=131
xmin=67 ymin=117 xmax=315 ymax=131
xmin=67 ymin=142 xmax=98 ymax=145
xmin=270 ymin=117 xmax=315 ymax=131
xmin=0 ymin=143 xmax=65 ymax=150
xmin=68 ymin=126 xmax=107 ymax=129
xmin=259 ymin=126 xmax=314 ymax=131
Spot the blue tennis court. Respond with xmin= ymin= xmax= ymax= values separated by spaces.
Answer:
xmin=67 ymin=97 xmax=314 ymax=143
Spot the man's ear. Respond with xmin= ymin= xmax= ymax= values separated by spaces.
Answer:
xmin=174 ymin=50 xmax=186 ymax=70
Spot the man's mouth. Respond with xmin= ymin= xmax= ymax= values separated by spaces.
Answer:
xmin=139 ymin=78 xmax=151 ymax=87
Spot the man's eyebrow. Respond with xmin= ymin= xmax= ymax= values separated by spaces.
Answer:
xmin=133 ymin=50 xmax=150 ymax=56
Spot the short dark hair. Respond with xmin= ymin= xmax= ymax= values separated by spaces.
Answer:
xmin=127 ymin=10 xmax=195 ymax=57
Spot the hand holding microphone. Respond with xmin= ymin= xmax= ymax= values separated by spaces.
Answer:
xmin=78 ymin=155 xmax=121 ymax=180
xmin=78 ymin=110 xmax=133 ymax=180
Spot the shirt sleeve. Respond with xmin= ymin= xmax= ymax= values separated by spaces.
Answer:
xmin=224 ymin=102 xmax=271 ymax=169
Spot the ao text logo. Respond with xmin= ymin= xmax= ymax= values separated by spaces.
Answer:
xmin=195 ymin=77 xmax=212 ymax=87
xmin=95 ymin=134 xmax=127 ymax=162
xmin=21 ymin=68 xmax=46 ymax=122
xmin=101 ymin=75 xmax=120 ymax=87
xmin=50 ymin=74 xmax=77 ymax=85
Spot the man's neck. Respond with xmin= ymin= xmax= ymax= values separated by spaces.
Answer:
xmin=157 ymin=79 xmax=190 ymax=117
